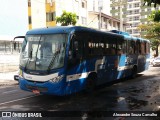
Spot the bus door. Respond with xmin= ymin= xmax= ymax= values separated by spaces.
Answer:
xmin=67 ymin=33 xmax=87 ymax=89
xmin=105 ymin=55 xmax=118 ymax=82
xmin=103 ymin=41 xmax=118 ymax=82
xmin=104 ymin=36 xmax=126 ymax=81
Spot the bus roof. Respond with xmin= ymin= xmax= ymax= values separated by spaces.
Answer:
xmin=26 ymin=26 xmax=123 ymax=38
xmin=26 ymin=26 xmax=150 ymax=43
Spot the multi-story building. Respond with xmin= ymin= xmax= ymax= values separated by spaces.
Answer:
xmin=28 ymin=0 xmax=87 ymax=30
xmin=110 ymin=0 xmax=160 ymax=37
xmin=87 ymin=0 xmax=126 ymax=31
xmin=28 ymin=0 xmax=126 ymax=31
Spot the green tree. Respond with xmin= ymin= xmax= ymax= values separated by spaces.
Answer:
xmin=143 ymin=0 xmax=160 ymax=7
xmin=138 ymin=22 xmax=160 ymax=56
xmin=142 ymin=1 xmax=160 ymax=56
xmin=56 ymin=10 xmax=77 ymax=26
xmin=148 ymin=10 xmax=160 ymax=22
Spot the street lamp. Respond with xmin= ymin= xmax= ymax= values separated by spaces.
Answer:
xmin=111 ymin=0 xmax=127 ymax=31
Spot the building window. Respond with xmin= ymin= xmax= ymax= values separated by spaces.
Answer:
xmin=128 ymin=10 xmax=132 ymax=15
xmin=112 ymin=7 xmax=115 ymax=10
xmin=134 ymin=10 xmax=139 ymax=14
xmin=128 ymin=4 xmax=132 ymax=8
xmin=93 ymin=0 xmax=95 ymax=11
xmin=134 ymin=16 xmax=139 ymax=21
xmin=123 ymin=5 xmax=127 ymax=8
xmin=81 ymin=17 xmax=87 ymax=25
xmin=132 ymin=23 xmax=139 ymax=27
xmin=134 ymin=3 xmax=139 ymax=8
xmin=133 ymin=29 xmax=139 ymax=34
xmin=77 ymin=16 xmax=79 ymax=20
xmin=28 ymin=16 xmax=32 ymax=24
xmin=28 ymin=0 xmax=31 ymax=7
xmin=82 ymin=2 xmax=85 ymax=8
xmin=46 ymin=12 xmax=56 ymax=22
xmin=127 ymin=24 xmax=132 ymax=28
xmin=129 ymin=17 xmax=132 ymax=21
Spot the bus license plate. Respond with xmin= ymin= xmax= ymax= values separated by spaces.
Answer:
xmin=32 ymin=90 xmax=40 ymax=94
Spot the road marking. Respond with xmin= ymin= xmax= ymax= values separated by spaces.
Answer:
xmin=0 ymin=95 xmax=39 ymax=106
xmin=2 ymin=90 xmax=18 ymax=94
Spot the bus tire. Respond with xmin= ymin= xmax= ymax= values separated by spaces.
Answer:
xmin=130 ymin=66 xmax=137 ymax=79
xmin=85 ymin=74 xmax=97 ymax=93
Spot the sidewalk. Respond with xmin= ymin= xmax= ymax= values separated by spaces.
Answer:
xmin=0 ymin=54 xmax=19 ymax=85
xmin=0 ymin=72 xmax=18 ymax=85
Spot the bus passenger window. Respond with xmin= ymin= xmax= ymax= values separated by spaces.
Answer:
xmin=73 ymin=41 xmax=78 ymax=58
xmin=117 ymin=49 xmax=123 ymax=55
xmin=110 ymin=44 xmax=116 ymax=55
xmin=129 ymin=47 xmax=133 ymax=54
xmin=117 ymin=44 xmax=123 ymax=55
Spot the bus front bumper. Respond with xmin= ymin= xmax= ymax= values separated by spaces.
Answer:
xmin=19 ymin=78 xmax=65 ymax=96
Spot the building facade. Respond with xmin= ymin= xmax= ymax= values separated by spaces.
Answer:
xmin=87 ymin=0 xmax=126 ymax=31
xmin=28 ymin=0 xmax=126 ymax=31
xmin=110 ymin=0 xmax=160 ymax=37
xmin=28 ymin=0 xmax=87 ymax=29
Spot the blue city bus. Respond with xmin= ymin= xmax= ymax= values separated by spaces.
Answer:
xmin=15 ymin=26 xmax=150 ymax=96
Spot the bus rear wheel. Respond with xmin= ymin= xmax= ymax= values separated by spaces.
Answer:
xmin=85 ymin=74 xmax=97 ymax=93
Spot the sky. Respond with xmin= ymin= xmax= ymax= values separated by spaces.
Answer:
xmin=0 ymin=0 xmax=28 ymax=37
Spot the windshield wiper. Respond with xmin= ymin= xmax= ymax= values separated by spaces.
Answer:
xmin=24 ymin=50 xmax=32 ymax=72
xmin=47 ymin=52 xmax=59 ymax=73
xmin=35 ymin=36 xmax=42 ymax=70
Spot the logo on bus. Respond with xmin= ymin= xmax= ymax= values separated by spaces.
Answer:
xmin=26 ymin=75 xmax=32 ymax=80
xmin=125 ymin=57 xmax=133 ymax=64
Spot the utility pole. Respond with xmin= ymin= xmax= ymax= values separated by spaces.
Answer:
xmin=111 ymin=0 xmax=127 ymax=31
xmin=98 ymin=0 xmax=103 ymax=30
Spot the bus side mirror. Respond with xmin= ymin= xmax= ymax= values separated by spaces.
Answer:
xmin=14 ymin=75 xmax=19 ymax=81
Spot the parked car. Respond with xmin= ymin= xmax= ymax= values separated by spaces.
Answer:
xmin=152 ymin=57 xmax=160 ymax=66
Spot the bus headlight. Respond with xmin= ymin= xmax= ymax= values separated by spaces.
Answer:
xmin=18 ymin=69 xmax=23 ymax=79
xmin=19 ymin=69 xmax=23 ymax=77
xmin=50 ymin=75 xmax=64 ymax=83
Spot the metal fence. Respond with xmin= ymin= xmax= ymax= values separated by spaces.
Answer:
xmin=0 ymin=41 xmax=22 ymax=54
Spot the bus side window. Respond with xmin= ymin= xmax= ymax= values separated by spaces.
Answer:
xmin=73 ymin=40 xmax=80 ymax=58
xmin=68 ymin=33 xmax=84 ymax=63
xmin=136 ymin=41 xmax=140 ymax=54
xmin=128 ymin=40 xmax=135 ymax=54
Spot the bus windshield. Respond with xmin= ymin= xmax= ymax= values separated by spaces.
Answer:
xmin=20 ymin=34 xmax=67 ymax=71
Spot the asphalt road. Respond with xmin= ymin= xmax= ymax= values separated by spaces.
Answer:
xmin=0 ymin=66 xmax=160 ymax=120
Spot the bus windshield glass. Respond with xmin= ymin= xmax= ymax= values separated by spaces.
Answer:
xmin=20 ymin=34 xmax=67 ymax=71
